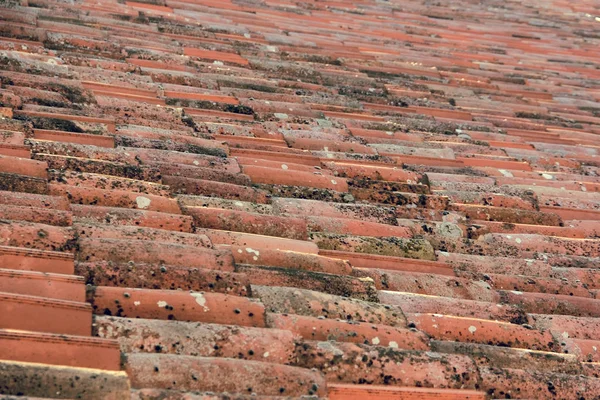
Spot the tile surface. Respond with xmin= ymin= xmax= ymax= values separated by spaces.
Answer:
xmin=0 ymin=0 xmax=600 ymax=398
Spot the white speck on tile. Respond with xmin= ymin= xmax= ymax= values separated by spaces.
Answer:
xmin=157 ymin=300 xmax=167 ymax=308
xmin=468 ymin=326 xmax=477 ymax=334
xmin=136 ymin=196 xmax=151 ymax=209
xmin=246 ymin=248 xmax=260 ymax=256
xmin=372 ymin=337 xmax=380 ymax=345
xmin=498 ymin=169 xmax=513 ymax=178
xmin=281 ymin=164 xmax=288 ymax=170
xmin=331 ymin=179 xmax=337 ymax=185
xmin=134 ymin=301 xmax=141 ymax=306
xmin=515 ymin=238 xmax=522 ymax=244
xmin=190 ymin=292 xmax=209 ymax=311
xmin=541 ymin=173 xmax=553 ymax=180
xmin=389 ymin=341 xmax=398 ymax=348
xmin=263 ymin=352 xmax=270 ymax=358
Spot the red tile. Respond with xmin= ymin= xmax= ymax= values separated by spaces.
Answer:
xmin=126 ymin=353 xmax=326 ymax=396
xmin=0 ymin=292 xmax=91 ymax=335
xmin=0 ymin=269 xmax=84 ymax=302
xmin=328 ymin=384 xmax=487 ymax=400
xmin=267 ymin=313 xmax=429 ymax=349
xmin=92 ymin=285 xmax=264 ymax=324
xmin=0 ymin=329 xmax=120 ymax=370
xmin=184 ymin=48 xmax=249 ymax=66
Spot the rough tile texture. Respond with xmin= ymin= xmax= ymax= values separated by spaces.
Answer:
xmin=1 ymin=0 xmax=600 ymax=398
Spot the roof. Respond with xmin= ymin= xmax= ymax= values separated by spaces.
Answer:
xmin=0 ymin=0 xmax=600 ymax=398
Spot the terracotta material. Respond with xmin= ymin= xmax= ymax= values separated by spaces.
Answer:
xmin=230 ymin=246 xmax=352 ymax=275
xmin=267 ymin=313 xmax=428 ymax=349
xmin=295 ymin=341 xmax=478 ymax=389
xmin=242 ymin=164 xmax=349 ymax=192
xmin=408 ymin=313 xmax=556 ymax=351
xmin=163 ymin=176 xmax=271 ymax=204
xmin=0 ymin=360 xmax=130 ymax=399
xmin=328 ymin=384 xmax=486 ymax=400
xmin=95 ymin=316 xmax=296 ymax=364
xmin=4 ymin=0 xmax=600 ymax=396
xmin=320 ymin=249 xmax=455 ymax=276
xmin=126 ymin=353 xmax=326 ymax=396
xmin=0 ymin=245 xmax=74 ymax=274
xmin=380 ymin=291 xmax=525 ymax=323
xmin=76 ymin=261 xmax=249 ymax=296
xmin=0 ymin=155 xmax=47 ymax=179
xmin=0 ymin=329 xmax=120 ymax=370
xmin=239 ymin=264 xmax=378 ymax=301
xmin=34 ymin=129 xmax=115 ymax=148
xmin=184 ymin=206 xmax=308 ymax=240
xmin=183 ymin=48 xmax=249 ymax=66
xmin=0 ymin=269 xmax=84 ymax=302
xmin=0 ymin=204 xmax=72 ymax=226
xmin=198 ymin=228 xmax=319 ymax=254
xmin=90 ymin=286 xmax=266 ymax=327
xmin=49 ymin=184 xmax=181 ymax=214
xmin=0 ymin=292 xmax=91 ymax=335
xmin=307 ymin=215 xmax=412 ymax=238
xmin=71 ymin=205 xmax=194 ymax=232
xmin=252 ymin=285 xmax=406 ymax=327
xmin=77 ymin=238 xmax=234 ymax=271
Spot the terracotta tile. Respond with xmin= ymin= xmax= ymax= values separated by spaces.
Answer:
xmin=0 ymin=360 xmax=130 ymax=399
xmin=0 ymin=292 xmax=91 ymax=335
xmin=73 ymin=222 xmax=210 ymax=247
xmin=268 ymin=313 xmax=428 ymax=349
xmin=295 ymin=341 xmax=478 ymax=389
xmin=327 ymin=384 xmax=487 ymax=400
xmin=158 ymin=162 xmax=252 ymax=186
xmin=242 ymin=164 xmax=348 ymax=192
xmin=72 ymin=205 xmax=194 ymax=232
xmin=77 ymin=238 xmax=234 ymax=270
xmin=184 ymin=206 xmax=308 ymax=240
xmin=163 ymin=176 xmax=271 ymax=203
xmin=197 ymin=228 xmax=318 ymax=254
xmin=0 ymin=329 xmax=120 ymax=371
xmin=311 ymin=233 xmax=436 ymax=260
xmin=320 ymin=249 xmax=454 ymax=276
xmin=240 ymin=263 xmax=378 ymax=301
xmin=0 ymin=221 xmax=73 ymax=252
xmin=380 ymin=291 xmax=525 ymax=323
xmin=95 ymin=316 xmax=296 ymax=364
xmin=34 ymin=154 xmax=162 ymax=182
xmin=231 ymin=148 xmax=321 ymax=166
xmin=49 ymin=184 xmax=181 ymax=214
xmin=450 ymin=203 xmax=563 ymax=225
xmin=0 ymin=245 xmax=74 ymax=274
xmin=125 ymin=353 xmax=326 ymax=396
xmin=0 ymin=155 xmax=48 ymax=179
xmin=430 ymin=340 xmax=580 ymax=376
xmin=530 ymin=314 xmax=600 ymax=341
xmin=75 ymin=261 xmax=250 ymax=296
xmin=499 ymin=290 xmax=600 ymax=318
xmin=409 ymin=313 xmax=556 ymax=351
xmin=0 ymin=268 xmax=84 ymax=302
xmin=184 ymin=47 xmax=249 ymax=66
xmin=479 ymin=367 xmax=600 ymax=399
xmin=90 ymin=286 xmax=265 ymax=327
xmin=252 ymin=285 xmax=405 ymax=327
xmin=230 ymin=246 xmax=352 ymax=275
xmin=5 ymin=0 xmax=600 ymax=392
